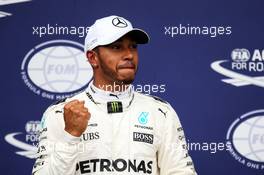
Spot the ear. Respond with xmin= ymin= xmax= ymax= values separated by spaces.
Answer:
xmin=86 ymin=50 xmax=99 ymax=68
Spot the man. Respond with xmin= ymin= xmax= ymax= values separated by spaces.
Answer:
xmin=32 ymin=15 xmax=197 ymax=175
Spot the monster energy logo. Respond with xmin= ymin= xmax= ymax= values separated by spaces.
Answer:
xmin=107 ymin=101 xmax=123 ymax=113
xmin=111 ymin=102 xmax=119 ymax=112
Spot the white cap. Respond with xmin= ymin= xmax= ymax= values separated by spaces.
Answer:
xmin=84 ymin=15 xmax=150 ymax=52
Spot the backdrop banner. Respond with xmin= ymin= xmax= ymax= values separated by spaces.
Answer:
xmin=1 ymin=0 xmax=263 ymax=174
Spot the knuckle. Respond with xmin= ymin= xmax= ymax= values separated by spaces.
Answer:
xmin=75 ymin=110 xmax=81 ymax=114
xmin=64 ymin=105 xmax=69 ymax=110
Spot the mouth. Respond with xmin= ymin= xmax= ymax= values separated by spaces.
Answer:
xmin=118 ymin=62 xmax=136 ymax=69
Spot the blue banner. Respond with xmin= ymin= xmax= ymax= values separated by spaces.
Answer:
xmin=1 ymin=0 xmax=263 ymax=174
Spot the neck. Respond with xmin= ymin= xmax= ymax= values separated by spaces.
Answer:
xmin=93 ymin=78 xmax=130 ymax=92
xmin=87 ymin=80 xmax=133 ymax=103
xmin=86 ymin=81 xmax=135 ymax=111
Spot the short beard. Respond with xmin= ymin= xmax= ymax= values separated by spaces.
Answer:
xmin=121 ymin=78 xmax=134 ymax=85
xmin=97 ymin=53 xmax=136 ymax=85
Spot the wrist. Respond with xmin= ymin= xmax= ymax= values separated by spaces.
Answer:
xmin=64 ymin=127 xmax=82 ymax=137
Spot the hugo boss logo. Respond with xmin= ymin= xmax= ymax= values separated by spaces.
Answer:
xmin=112 ymin=17 xmax=128 ymax=28
xmin=133 ymin=132 xmax=153 ymax=144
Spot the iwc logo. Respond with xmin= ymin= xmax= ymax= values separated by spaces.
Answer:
xmin=211 ymin=48 xmax=264 ymax=88
xmin=226 ymin=109 xmax=264 ymax=170
xmin=21 ymin=40 xmax=93 ymax=100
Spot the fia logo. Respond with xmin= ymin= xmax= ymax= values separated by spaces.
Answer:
xmin=211 ymin=48 xmax=264 ymax=88
xmin=0 ymin=0 xmax=31 ymax=18
xmin=5 ymin=120 xmax=41 ymax=159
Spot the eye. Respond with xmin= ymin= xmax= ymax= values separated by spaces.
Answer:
xmin=110 ymin=44 xmax=121 ymax=50
xmin=131 ymin=43 xmax=138 ymax=49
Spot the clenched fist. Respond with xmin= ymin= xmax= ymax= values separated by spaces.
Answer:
xmin=63 ymin=100 xmax=90 ymax=137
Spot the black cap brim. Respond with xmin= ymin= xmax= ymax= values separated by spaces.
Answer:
xmin=126 ymin=29 xmax=150 ymax=44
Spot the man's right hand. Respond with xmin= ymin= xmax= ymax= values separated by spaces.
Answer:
xmin=63 ymin=100 xmax=90 ymax=137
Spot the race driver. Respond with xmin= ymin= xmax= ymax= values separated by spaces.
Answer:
xmin=32 ymin=15 xmax=197 ymax=175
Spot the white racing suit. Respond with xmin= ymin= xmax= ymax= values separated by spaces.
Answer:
xmin=32 ymin=82 xmax=197 ymax=175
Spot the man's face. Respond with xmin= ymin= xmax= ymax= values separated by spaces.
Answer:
xmin=95 ymin=35 xmax=138 ymax=85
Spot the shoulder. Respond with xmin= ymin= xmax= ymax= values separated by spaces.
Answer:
xmin=46 ymin=91 xmax=87 ymax=112
xmin=42 ymin=91 xmax=87 ymax=125
xmin=134 ymin=92 xmax=175 ymax=116
xmin=134 ymin=91 xmax=169 ymax=106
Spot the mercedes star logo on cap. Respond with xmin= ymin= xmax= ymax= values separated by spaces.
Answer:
xmin=112 ymin=17 xmax=128 ymax=28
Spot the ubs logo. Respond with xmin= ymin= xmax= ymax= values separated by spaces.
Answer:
xmin=82 ymin=132 xmax=100 ymax=141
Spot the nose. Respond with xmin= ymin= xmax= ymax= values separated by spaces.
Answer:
xmin=123 ymin=48 xmax=133 ymax=60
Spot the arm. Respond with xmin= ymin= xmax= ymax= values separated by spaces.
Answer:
xmin=32 ymin=107 xmax=80 ymax=175
xmin=32 ymin=100 xmax=90 ymax=175
xmin=158 ymin=105 xmax=197 ymax=175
